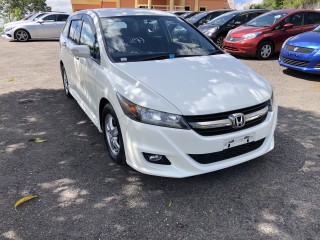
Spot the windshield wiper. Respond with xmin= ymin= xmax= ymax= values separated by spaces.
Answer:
xmin=138 ymin=54 xmax=173 ymax=61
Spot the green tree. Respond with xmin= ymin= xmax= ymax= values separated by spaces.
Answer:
xmin=0 ymin=0 xmax=51 ymax=22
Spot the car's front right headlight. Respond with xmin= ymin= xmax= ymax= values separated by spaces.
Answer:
xmin=282 ymin=37 xmax=292 ymax=49
xmin=117 ymin=93 xmax=190 ymax=129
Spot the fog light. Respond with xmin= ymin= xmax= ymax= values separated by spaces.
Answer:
xmin=143 ymin=153 xmax=171 ymax=165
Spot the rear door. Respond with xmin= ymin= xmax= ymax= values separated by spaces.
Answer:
xmin=54 ymin=14 xmax=69 ymax=38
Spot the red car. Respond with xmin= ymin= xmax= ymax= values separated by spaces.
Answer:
xmin=223 ymin=10 xmax=320 ymax=59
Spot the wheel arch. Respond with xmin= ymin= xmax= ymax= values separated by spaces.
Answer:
xmin=256 ymin=38 xmax=276 ymax=52
xmin=99 ymin=98 xmax=111 ymax=129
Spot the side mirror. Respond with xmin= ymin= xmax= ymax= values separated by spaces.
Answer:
xmin=283 ymin=23 xmax=293 ymax=30
xmin=37 ymin=19 xmax=44 ymax=24
xmin=71 ymin=45 xmax=91 ymax=58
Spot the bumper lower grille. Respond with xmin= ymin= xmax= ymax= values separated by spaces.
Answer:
xmin=285 ymin=45 xmax=314 ymax=54
xmin=184 ymin=101 xmax=269 ymax=136
xmin=282 ymin=57 xmax=309 ymax=68
xmin=189 ymin=138 xmax=265 ymax=164
xmin=224 ymin=46 xmax=239 ymax=52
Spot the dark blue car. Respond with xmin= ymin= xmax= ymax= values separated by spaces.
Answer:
xmin=279 ymin=25 xmax=320 ymax=74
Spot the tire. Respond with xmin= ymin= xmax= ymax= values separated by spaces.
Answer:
xmin=215 ymin=35 xmax=225 ymax=49
xmin=256 ymin=41 xmax=274 ymax=60
xmin=102 ymin=104 xmax=126 ymax=165
xmin=60 ymin=65 xmax=72 ymax=98
xmin=15 ymin=29 xmax=30 ymax=42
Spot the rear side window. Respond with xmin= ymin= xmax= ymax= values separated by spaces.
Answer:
xmin=42 ymin=14 xmax=57 ymax=22
xmin=285 ymin=13 xmax=303 ymax=26
xmin=57 ymin=14 xmax=69 ymax=22
xmin=304 ymin=12 xmax=320 ymax=25
xmin=69 ymin=20 xmax=82 ymax=44
xmin=79 ymin=15 xmax=100 ymax=62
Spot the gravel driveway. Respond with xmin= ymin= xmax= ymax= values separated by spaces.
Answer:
xmin=0 ymin=38 xmax=319 ymax=240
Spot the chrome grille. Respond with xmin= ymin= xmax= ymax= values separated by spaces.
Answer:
xmin=282 ymin=57 xmax=309 ymax=67
xmin=285 ymin=45 xmax=314 ymax=54
xmin=184 ymin=101 xmax=269 ymax=136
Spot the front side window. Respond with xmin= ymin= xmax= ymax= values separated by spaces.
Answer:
xmin=284 ymin=13 xmax=303 ymax=26
xmin=42 ymin=14 xmax=57 ymax=22
xmin=101 ymin=16 xmax=220 ymax=63
xmin=69 ymin=20 xmax=82 ymax=44
xmin=246 ymin=12 xmax=287 ymax=27
xmin=80 ymin=15 xmax=100 ymax=62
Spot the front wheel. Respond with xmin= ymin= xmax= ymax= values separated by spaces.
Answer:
xmin=215 ymin=35 xmax=225 ymax=49
xmin=256 ymin=41 xmax=274 ymax=60
xmin=15 ymin=29 xmax=30 ymax=42
xmin=61 ymin=65 xmax=72 ymax=98
xmin=102 ymin=104 xmax=126 ymax=165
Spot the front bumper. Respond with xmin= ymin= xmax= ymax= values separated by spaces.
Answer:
xmin=279 ymin=49 xmax=320 ymax=74
xmin=223 ymin=40 xmax=258 ymax=57
xmin=119 ymin=103 xmax=278 ymax=178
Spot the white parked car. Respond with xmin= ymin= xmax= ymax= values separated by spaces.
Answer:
xmin=59 ymin=9 xmax=278 ymax=178
xmin=3 ymin=12 xmax=69 ymax=41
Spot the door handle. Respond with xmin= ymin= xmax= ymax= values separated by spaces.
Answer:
xmin=75 ymin=56 xmax=80 ymax=60
xmin=62 ymin=41 xmax=66 ymax=47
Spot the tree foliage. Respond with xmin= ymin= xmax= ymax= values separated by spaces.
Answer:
xmin=0 ymin=0 xmax=51 ymax=22
xmin=250 ymin=0 xmax=319 ymax=9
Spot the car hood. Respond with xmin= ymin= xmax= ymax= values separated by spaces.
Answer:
xmin=230 ymin=25 xmax=269 ymax=37
xmin=115 ymin=54 xmax=271 ymax=116
xmin=288 ymin=31 xmax=320 ymax=49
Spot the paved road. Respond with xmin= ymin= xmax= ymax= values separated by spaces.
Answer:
xmin=0 ymin=38 xmax=319 ymax=240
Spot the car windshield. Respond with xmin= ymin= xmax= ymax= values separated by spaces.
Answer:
xmin=207 ymin=12 xmax=238 ymax=25
xmin=188 ymin=12 xmax=208 ymax=23
xmin=313 ymin=25 xmax=320 ymax=32
xmin=245 ymin=12 xmax=287 ymax=27
xmin=101 ymin=16 xmax=220 ymax=63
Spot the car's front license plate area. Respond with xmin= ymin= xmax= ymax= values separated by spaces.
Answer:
xmin=224 ymin=134 xmax=255 ymax=150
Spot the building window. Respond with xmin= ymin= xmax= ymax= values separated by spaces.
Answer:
xmin=185 ymin=6 xmax=190 ymax=11
xmin=199 ymin=7 xmax=207 ymax=11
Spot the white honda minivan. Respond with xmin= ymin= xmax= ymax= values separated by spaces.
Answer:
xmin=59 ymin=9 xmax=278 ymax=178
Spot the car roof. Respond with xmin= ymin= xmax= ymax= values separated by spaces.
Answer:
xmin=268 ymin=9 xmax=319 ymax=14
xmin=77 ymin=8 xmax=175 ymax=18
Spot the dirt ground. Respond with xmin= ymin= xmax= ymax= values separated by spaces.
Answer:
xmin=0 ymin=38 xmax=320 ymax=240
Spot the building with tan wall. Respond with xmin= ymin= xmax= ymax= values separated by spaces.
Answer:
xmin=71 ymin=0 xmax=231 ymax=12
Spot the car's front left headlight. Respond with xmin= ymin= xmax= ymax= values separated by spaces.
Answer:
xmin=117 ymin=93 xmax=190 ymax=129
xmin=282 ymin=37 xmax=292 ymax=49
xmin=242 ymin=32 xmax=261 ymax=40
xmin=4 ymin=26 xmax=15 ymax=33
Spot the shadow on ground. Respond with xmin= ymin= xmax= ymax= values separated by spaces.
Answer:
xmin=0 ymin=89 xmax=319 ymax=239
xmin=282 ymin=68 xmax=320 ymax=82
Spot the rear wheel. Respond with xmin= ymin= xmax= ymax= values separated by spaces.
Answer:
xmin=256 ymin=41 xmax=274 ymax=60
xmin=102 ymin=104 xmax=126 ymax=165
xmin=15 ymin=29 xmax=30 ymax=42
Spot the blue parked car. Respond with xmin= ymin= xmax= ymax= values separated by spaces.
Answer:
xmin=279 ymin=25 xmax=320 ymax=74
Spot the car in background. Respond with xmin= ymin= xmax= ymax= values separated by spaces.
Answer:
xmin=224 ymin=10 xmax=320 ymax=59
xmin=180 ymin=11 xmax=200 ymax=20
xmin=3 ymin=12 xmax=69 ymax=41
xmin=188 ymin=10 xmax=233 ymax=27
xmin=199 ymin=9 xmax=268 ymax=48
xmin=59 ymin=8 xmax=277 ymax=178
xmin=168 ymin=11 xmax=189 ymax=16
xmin=3 ymin=12 xmax=51 ymax=30
xmin=279 ymin=24 xmax=320 ymax=74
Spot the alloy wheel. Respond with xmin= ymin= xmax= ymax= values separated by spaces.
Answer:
xmin=216 ymin=36 xmax=225 ymax=49
xmin=105 ymin=114 xmax=120 ymax=156
xmin=260 ymin=44 xmax=272 ymax=58
xmin=16 ymin=30 xmax=29 ymax=42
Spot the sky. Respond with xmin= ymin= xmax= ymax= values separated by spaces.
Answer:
xmin=45 ymin=0 xmax=263 ymax=13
